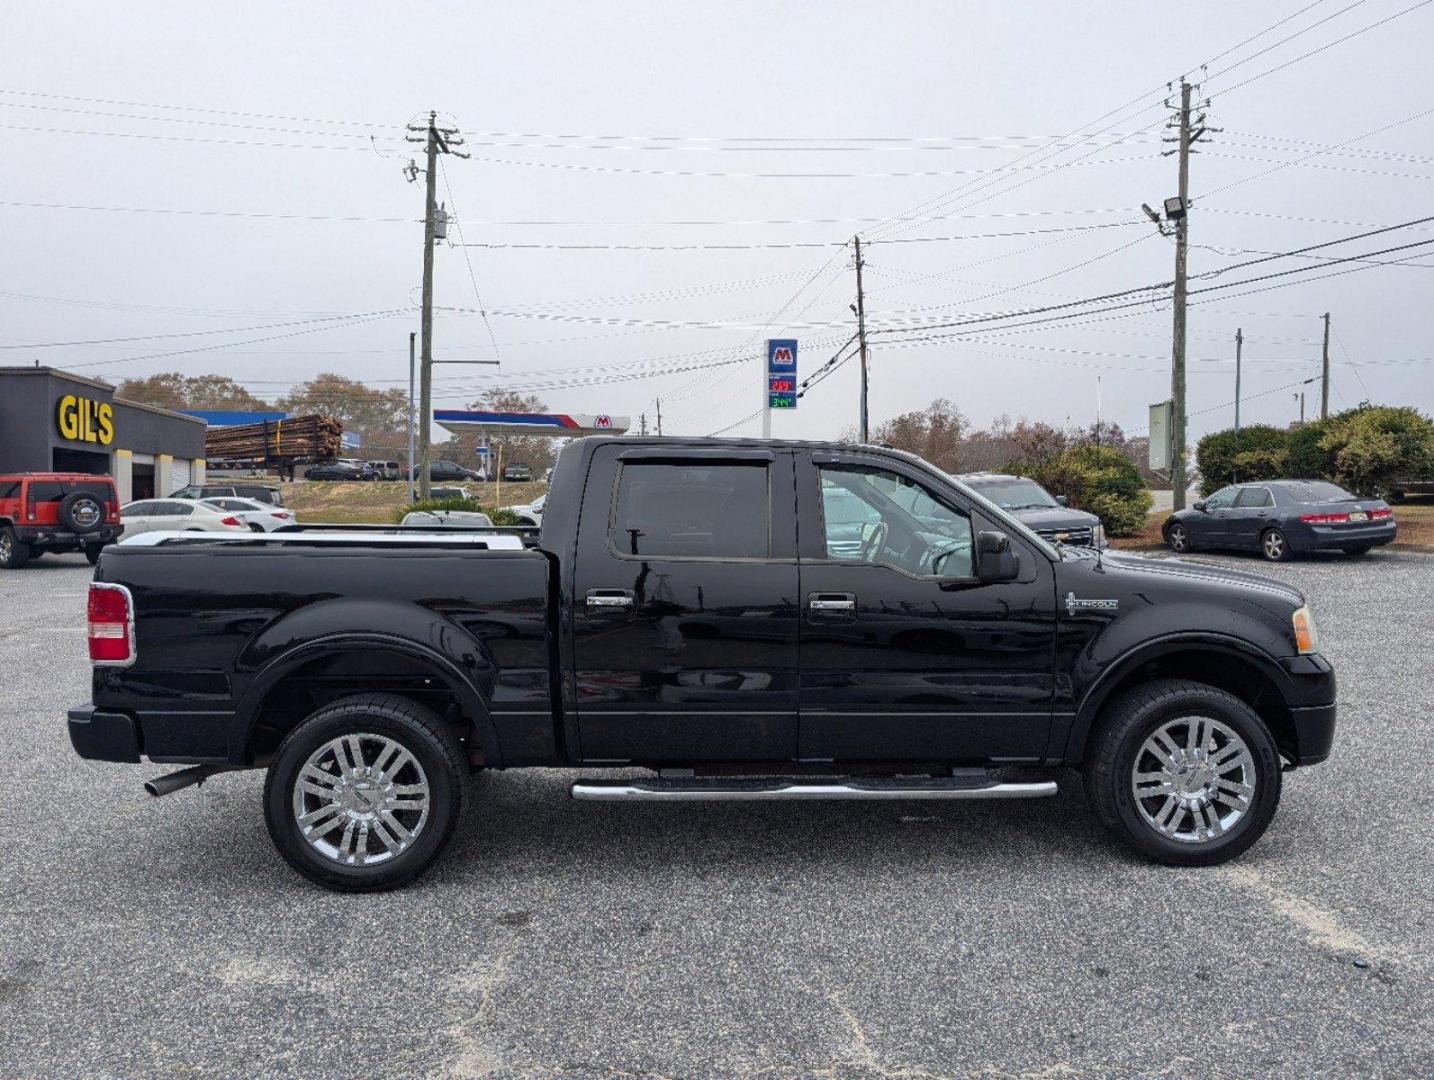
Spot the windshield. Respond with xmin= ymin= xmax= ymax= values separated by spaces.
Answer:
xmin=961 ymin=477 xmax=1059 ymax=511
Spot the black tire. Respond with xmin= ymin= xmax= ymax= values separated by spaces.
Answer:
xmin=1165 ymin=521 xmax=1189 ymax=554
xmin=248 ymin=522 xmax=266 ymax=533
xmin=84 ymin=543 xmax=104 ymax=566
xmin=0 ymin=527 xmax=31 ymax=569
xmin=1084 ymin=678 xmax=1282 ymax=867
xmin=1342 ymin=544 xmax=1373 ymax=556
xmin=1259 ymin=527 xmax=1292 ymax=562
xmin=57 ymin=490 xmax=105 ymax=534
xmin=264 ymin=693 xmax=467 ymax=892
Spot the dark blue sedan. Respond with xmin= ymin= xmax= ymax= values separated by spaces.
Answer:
xmin=1163 ymin=479 xmax=1396 ymax=561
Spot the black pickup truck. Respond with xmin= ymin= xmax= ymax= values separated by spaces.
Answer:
xmin=68 ymin=437 xmax=1337 ymax=891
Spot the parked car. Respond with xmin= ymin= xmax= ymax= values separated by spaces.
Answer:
xmin=306 ymin=460 xmax=371 ymax=481
xmin=171 ymin=483 xmax=284 ymax=507
xmin=502 ymin=461 xmax=533 ymax=482
xmin=955 ymin=472 xmax=1105 ymax=547
xmin=501 ymin=492 xmax=546 ymax=527
xmin=118 ymin=499 xmax=251 ymax=539
xmin=407 ymin=459 xmax=482 ymax=483
xmin=429 ymin=485 xmax=472 ymax=501
xmin=0 ymin=472 xmax=123 ymax=568
xmin=200 ymin=497 xmax=297 ymax=532
xmin=1164 ymin=480 xmax=1395 ymax=561
xmin=400 ymin=509 xmax=494 ymax=528
xmin=368 ymin=460 xmax=401 ymax=481
xmin=69 ymin=436 xmax=1336 ymax=891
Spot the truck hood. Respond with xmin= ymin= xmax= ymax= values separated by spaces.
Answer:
xmin=1088 ymin=549 xmax=1306 ymax=607
xmin=1011 ymin=505 xmax=1102 ymax=530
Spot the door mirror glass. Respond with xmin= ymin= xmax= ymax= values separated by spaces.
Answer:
xmin=975 ymin=530 xmax=1020 ymax=583
xmin=1192 ymin=501 xmax=1207 ymax=512
xmin=1054 ymin=494 xmax=1068 ymax=506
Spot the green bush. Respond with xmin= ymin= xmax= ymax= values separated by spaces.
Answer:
xmin=394 ymin=497 xmax=523 ymax=525
xmin=1284 ymin=417 xmax=1333 ymax=478
xmin=1012 ymin=445 xmax=1152 ymax=537
xmin=1195 ymin=425 xmax=1288 ymax=494
xmin=1319 ymin=405 xmax=1434 ymax=495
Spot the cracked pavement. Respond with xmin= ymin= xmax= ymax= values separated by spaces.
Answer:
xmin=1 ymin=549 xmax=1430 ymax=1078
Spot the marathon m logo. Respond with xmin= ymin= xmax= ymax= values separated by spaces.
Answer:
xmin=57 ymin=394 xmax=114 ymax=446
xmin=766 ymin=338 xmax=798 ymax=372
xmin=772 ymin=346 xmax=792 ymax=363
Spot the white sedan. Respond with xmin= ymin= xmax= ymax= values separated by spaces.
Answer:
xmin=501 ymin=492 xmax=546 ymax=526
xmin=200 ymin=496 xmax=297 ymax=532
xmin=119 ymin=499 xmax=252 ymax=538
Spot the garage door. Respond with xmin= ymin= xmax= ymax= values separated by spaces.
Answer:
xmin=170 ymin=458 xmax=191 ymax=490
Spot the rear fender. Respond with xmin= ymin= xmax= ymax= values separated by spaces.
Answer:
xmin=232 ymin=598 xmax=504 ymax=765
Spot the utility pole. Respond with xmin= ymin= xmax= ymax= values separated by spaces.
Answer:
xmin=407 ymin=331 xmax=417 ymax=502
xmin=655 ymin=398 xmax=663 ymax=436
xmin=639 ymin=413 xmax=648 ymax=436
xmin=1234 ymin=328 xmax=1243 ymax=436
xmin=1142 ymin=79 xmax=1212 ymax=509
xmin=1320 ymin=312 xmax=1331 ymax=419
xmin=854 ymin=235 xmax=870 ymax=443
xmin=405 ymin=111 xmax=468 ymax=499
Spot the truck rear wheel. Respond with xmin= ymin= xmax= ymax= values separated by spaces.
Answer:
xmin=1084 ymin=679 xmax=1282 ymax=866
xmin=263 ymin=693 xmax=467 ymax=892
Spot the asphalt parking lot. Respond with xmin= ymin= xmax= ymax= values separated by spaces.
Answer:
xmin=2 ymin=550 xmax=1431 ymax=1079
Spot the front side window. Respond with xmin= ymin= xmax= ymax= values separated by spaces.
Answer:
xmin=1204 ymin=486 xmax=1238 ymax=510
xmin=612 ymin=462 xmax=769 ymax=558
xmin=819 ymin=464 xmax=972 ymax=577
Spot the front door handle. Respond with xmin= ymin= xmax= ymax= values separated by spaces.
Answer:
xmin=586 ymin=589 xmax=634 ymax=609
xmin=808 ymin=592 xmax=856 ymax=613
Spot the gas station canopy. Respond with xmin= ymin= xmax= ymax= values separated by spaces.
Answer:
xmin=433 ymin=410 xmax=630 ymax=438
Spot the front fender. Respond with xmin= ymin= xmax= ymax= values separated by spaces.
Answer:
xmin=231 ymin=597 xmax=504 ymax=765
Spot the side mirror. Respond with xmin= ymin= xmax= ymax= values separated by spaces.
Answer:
xmin=975 ymin=530 xmax=1020 ymax=583
xmin=1054 ymin=494 xmax=1068 ymax=506
xmin=1193 ymin=501 xmax=1207 ymax=512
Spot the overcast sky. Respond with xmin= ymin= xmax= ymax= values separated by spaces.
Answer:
xmin=3 ymin=1 xmax=1431 ymax=450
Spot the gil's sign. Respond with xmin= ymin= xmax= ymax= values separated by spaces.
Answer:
xmin=57 ymin=394 xmax=114 ymax=446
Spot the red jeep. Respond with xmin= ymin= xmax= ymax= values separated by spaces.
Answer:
xmin=0 ymin=473 xmax=124 ymax=569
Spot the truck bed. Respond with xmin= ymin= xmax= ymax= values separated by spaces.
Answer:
xmin=91 ymin=535 xmax=557 ymax=767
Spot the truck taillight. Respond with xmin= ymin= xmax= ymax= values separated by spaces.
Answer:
xmin=88 ymin=583 xmax=135 ymax=666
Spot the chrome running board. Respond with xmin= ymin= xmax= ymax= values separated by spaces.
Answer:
xmin=570 ymin=775 xmax=1058 ymax=802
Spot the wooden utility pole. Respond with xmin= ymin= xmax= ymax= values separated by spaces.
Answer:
xmin=1234 ymin=328 xmax=1243 ymax=436
xmin=854 ymin=235 xmax=870 ymax=443
xmin=407 ymin=331 xmax=417 ymax=502
xmin=1320 ymin=312 xmax=1331 ymax=419
xmin=1169 ymin=80 xmax=1193 ymax=511
xmin=655 ymin=398 xmax=663 ymax=436
xmin=405 ymin=111 xmax=467 ymax=499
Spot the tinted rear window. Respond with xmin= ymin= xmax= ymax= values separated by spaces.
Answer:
xmin=1283 ymin=482 xmax=1358 ymax=503
xmin=27 ymin=482 xmax=64 ymax=502
xmin=65 ymin=481 xmax=114 ymax=498
xmin=612 ymin=462 xmax=769 ymax=558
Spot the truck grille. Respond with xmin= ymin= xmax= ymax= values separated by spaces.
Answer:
xmin=1035 ymin=526 xmax=1094 ymax=546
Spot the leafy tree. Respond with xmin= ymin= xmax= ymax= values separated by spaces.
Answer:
xmin=443 ymin=389 xmax=560 ymax=474
xmin=1318 ymin=405 xmax=1434 ymax=495
xmin=117 ymin=372 xmax=272 ymax=411
xmin=869 ymin=399 xmax=968 ymax=472
xmin=278 ymin=373 xmax=409 ymax=458
xmin=1195 ymin=425 xmax=1288 ymax=494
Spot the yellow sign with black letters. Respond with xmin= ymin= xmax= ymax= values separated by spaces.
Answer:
xmin=56 ymin=394 xmax=114 ymax=446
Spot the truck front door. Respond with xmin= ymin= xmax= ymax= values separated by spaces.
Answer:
xmin=569 ymin=445 xmax=800 ymax=763
xmin=794 ymin=452 xmax=1058 ymax=764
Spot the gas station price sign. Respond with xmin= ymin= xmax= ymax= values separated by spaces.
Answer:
xmin=767 ymin=339 xmax=797 ymax=410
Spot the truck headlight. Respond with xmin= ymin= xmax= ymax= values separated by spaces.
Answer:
xmin=1091 ymin=523 xmax=1106 ymax=548
xmin=1292 ymin=604 xmax=1319 ymax=654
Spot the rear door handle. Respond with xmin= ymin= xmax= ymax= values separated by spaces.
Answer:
xmin=586 ymin=588 xmax=634 ymax=609
xmin=808 ymin=592 xmax=856 ymax=613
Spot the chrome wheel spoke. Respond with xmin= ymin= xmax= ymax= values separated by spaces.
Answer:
xmin=1131 ymin=715 xmax=1256 ymax=845
xmin=291 ymin=732 xmax=430 ymax=866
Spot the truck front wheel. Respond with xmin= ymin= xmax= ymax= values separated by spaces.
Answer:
xmin=263 ymin=693 xmax=467 ymax=892
xmin=1084 ymin=679 xmax=1282 ymax=866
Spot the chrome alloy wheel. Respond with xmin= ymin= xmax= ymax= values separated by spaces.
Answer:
xmin=291 ymin=733 xmax=430 ymax=865
xmin=1131 ymin=716 xmax=1255 ymax=844
xmin=1262 ymin=530 xmax=1286 ymax=560
xmin=1168 ymin=523 xmax=1187 ymax=552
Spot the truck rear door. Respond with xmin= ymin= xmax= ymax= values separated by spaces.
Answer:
xmin=568 ymin=444 xmax=800 ymax=763
xmin=794 ymin=449 xmax=1058 ymax=763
